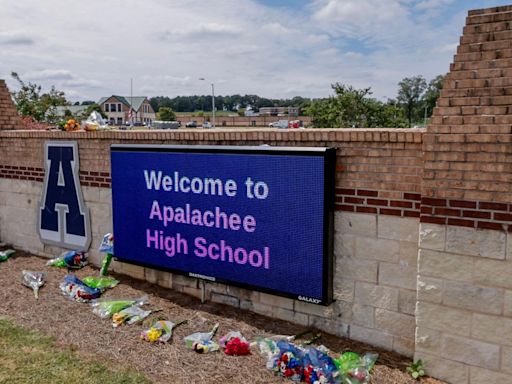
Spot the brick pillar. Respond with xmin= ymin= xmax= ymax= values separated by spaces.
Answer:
xmin=0 ymin=79 xmax=22 ymax=130
xmin=417 ymin=5 xmax=512 ymax=383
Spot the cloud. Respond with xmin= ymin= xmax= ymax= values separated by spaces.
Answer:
xmin=0 ymin=32 xmax=35 ymax=46
xmin=416 ymin=0 xmax=455 ymax=10
xmin=159 ymin=23 xmax=242 ymax=40
xmin=25 ymin=69 xmax=74 ymax=81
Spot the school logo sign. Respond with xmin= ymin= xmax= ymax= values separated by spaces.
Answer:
xmin=38 ymin=141 xmax=91 ymax=250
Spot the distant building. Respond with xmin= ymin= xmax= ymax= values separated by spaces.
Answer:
xmin=50 ymin=105 xmax=89 ymax=119
xmin=258 ymin=106 xmax=299 ymax=117
xmin=97 ymin=95 xmax=156 ymax=125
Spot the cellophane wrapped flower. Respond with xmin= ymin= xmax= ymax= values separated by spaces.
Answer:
xmin=60 ymin=274 xmax=101 ymax=302
xmin=47 ymin=250 xmax=88 ymax=269
xmin=141 ymin=320 xmax=175 ymax=343
xmin=220 ymin=331 xmax=250 ymax=356
xmin=21 ymin=270 xmax=45 ymax=299
xmin=274 ymin=351 xmax=303 ymax=381
xmin=112 ymin=305 xmax=151 ymax=328
xmin=91 ymin=295 xmax=147 ymax=318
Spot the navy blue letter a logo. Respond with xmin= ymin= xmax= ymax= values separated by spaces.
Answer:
xmin=38 ymin=141 xmax=91 ymax=250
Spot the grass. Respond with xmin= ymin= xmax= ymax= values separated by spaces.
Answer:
xmin=0 ymin=318 xmax=152 ymax=384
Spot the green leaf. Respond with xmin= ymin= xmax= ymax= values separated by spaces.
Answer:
xmin=412 ymin=371 xmax=419 ymax=379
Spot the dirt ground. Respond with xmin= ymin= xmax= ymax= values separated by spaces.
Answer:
xmin=0 ymin=248 xmax=445 ymax=384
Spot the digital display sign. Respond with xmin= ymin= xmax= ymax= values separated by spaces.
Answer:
xmin=111 ymin=145 xmax=335 ymax=305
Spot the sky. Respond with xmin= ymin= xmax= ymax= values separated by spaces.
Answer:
xmin=1 ymin=0 xmax=511 ymax=102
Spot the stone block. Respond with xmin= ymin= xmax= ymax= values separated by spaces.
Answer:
xmin=173 ymin=274 xmax=198 ymax=289
xmin=352 ymin=304 xmax=374 ymax=328
xmin=211 ymin=292 xmax=239 ymax=308
xmin=441 ymin=334 xmax=500 ymax=369
xmin=472 ymin=313 xmax=512 ymax=346
xmin=418 ymin=249 xmax=473 ymax=280
xmin=507 ymin=233 xmax=512 ymax=260
xmin=252 ymin=302 xmax=273 ymax=317
xmin=333 ymin=278 xmax=355 ymax=303
xmin=118 ymin=262 xmax=145 ymax=280
xmin=240 ymin=299 xmax=253 ymax=311
xmin=502 ymin=346 xmax=512 ymax=374
xmin=354 ymin=236 xmax=399 ymax=262
xmin=336 ymin=212 xmax=377 ymax=237
xmin=273 ymin=308 xmax=309 ymax=326
xmin=334 ymin=233 xmax=355 ymax=258
xmin=350 ymin=325 xmax=393 ymax=350
xmin=260 ymin=292 xmax=294 ymax=310
xmin=470 ymin=367 xmax=510 ymax=383
xmin=416 ymin=302 xmax=471 ymax=336
xmin=375 ymin=309 xmax=415 ymax=338
xmin=419 ymin=223 xmax=446 ymax=251
xmin=294 ymin=300 xmax=333 ymax=317
xmin=226 ymin=285 xmax=258 ymax=302
xmin=354 ymin=281 xmax=399 ymax=311
xmin=414 ymin=351 xmax=468 ymax=384
xmin=474 ymin=258 xmax=512 ymax=289
xmin=183 ymin=286 xmax=202 ymax=300
xmin=378 ymin=216 xmax=419 ymax=242
xmin=443 ymin=280 xmax=504 ymax=315
xmin=399 ymin=241 xmax=418 ymax=268
xmin=378 ymin=262 xmax=417 ymax=290
xmin=99 ymin=187 xmax=112 ymax=204
xmin=415 ymin=326 xmax=442 ymax=354
xmin=338 ymin=257 xmax=378 ymax=283
xmin=157 ymin=271 xmax=172 ymax=289
xmin=309 ymin=315 xmax=349 ymax=337
xmin=145 ymin=267 xmax=158 ymax=284
xmin=505 ymin=290 xmax=512 ymax=318
xmin=398 ymin=289 xmax=416 ymax=315
xmin=446 ymin=226 xmax=506 ymax=260
xmin=417 ymin=276 xmax=444 ymax=304
xmin=332 ymin=300 xmax=353 ymax=324
xmin=393 ymin=336 xmax=414 ymax=357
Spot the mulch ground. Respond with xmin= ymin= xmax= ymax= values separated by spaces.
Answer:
xmin=0 ymin=248 xmax=445 ymax=384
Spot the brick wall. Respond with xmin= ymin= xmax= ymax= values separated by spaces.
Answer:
xmin=417 ymin=5 xmax=512 ymax=383
xmin=0 ymin=80 xmax=22 ymax=130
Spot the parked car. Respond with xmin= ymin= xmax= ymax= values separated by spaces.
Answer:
xmin=185 ymin=121 xmax=197 ymax=128
xmin=269 ymin=120 xmax=289 ymax=129
xmin=202 ymin=121 xmax=212 ymax=128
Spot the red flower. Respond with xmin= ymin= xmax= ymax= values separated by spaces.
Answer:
xmin=224 ymin=337 xmax=250 ymax=356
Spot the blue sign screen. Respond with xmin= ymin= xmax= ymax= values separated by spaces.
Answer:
xmin=111 ymin=145 xmax=334 ymax=304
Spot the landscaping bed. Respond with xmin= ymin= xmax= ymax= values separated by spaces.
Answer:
xmin=0 ymin=249 xmax=444 ymax=384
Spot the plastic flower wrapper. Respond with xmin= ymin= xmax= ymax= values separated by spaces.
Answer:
xmin=112 ymin=305 xmax=152 ymax=328
xmin=334 ymin=352 xmax=378 ymax=384
xmin=60 ymin=274 xmax=101 ymax=302
xmin=46 ymin=250 xmax=88 ymax=269
xmin=84 ymin=111 xmax=107 ymax=131
xmin=21 ymin=270 xmax=45 ymax=299
xmin=99 ymin=233 xmax=114 ymax=276
xmin=82 ymin=276 xmax=119 ymax=291
xmin=184 ymin=323 xmax=220 ymax=353
xmin=302 ymin=346 xmax=340 ymax=384
xmin=91 ymin=295 xmax=148 ymax=319
xmin=219 ymin=331 xmax=250 ymax=356
xmin=141 ymin=319 xmax=187 ymax=343
xmin=272 ymin=341 xmax=306 ymax=382
xmin=0 ymin=249 xmax=15 ymax=262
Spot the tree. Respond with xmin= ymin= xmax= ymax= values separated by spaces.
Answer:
xmin=397 ymin=75 xmax=427 ymax=127
xmin=10 ymin=72 xmax=67 ymax=122
xmin=157 ymin=107 xmax=176 ymax=121
xmin=422 ymin=74 xmax=445 ymax=120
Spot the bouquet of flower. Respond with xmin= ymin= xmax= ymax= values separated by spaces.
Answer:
xmin=184 ymin=323 xmax=220 ymax=353
xmin=82 ymin=276 xmax=119 ymax=291
xmin=64 ymin=119 xmax=81 ymax=131
xmin=91 ymin=295 xmax=148 ymax=318
xmin=112 ymin=305 xmax=151 ymax=328
xmin=140 ymin=319 xmax=186 ymax=343
xmin=21 ymin=270 xmax=45 ymax=299
xmin=219 ymin=331 xmax=250 ymax=356
xmin=60 ymin=274 xmax=101 ymax=302
xmin=47 ymin=250 xmax=88 ymax=269
xmin=0 ymin=249 xmax=15 ymax=262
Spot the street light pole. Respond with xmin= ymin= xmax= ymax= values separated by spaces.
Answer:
xmin=211 ymin=82 xmax=215 ymax=128
xmin=199 ymin=78 xmax=215 ymax=128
